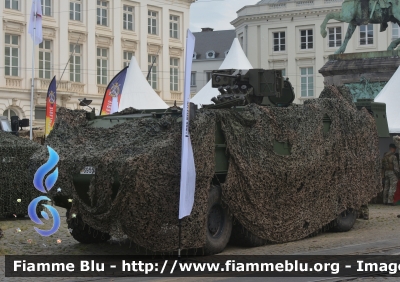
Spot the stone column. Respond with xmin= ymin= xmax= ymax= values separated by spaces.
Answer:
xmin=86 ymin=0 xmax=97 ymax=95
xmin=58 ymin=0 xmax=69 ymax=81
xmin=161 ymin=6 xmax=169 ymax=101
xmin=139 ymin=2 xmax=149 ymax=72
xmin=112 ymin=0 xmax=122 ymax=74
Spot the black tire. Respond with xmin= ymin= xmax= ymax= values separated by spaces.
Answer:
xmin=68 ymin=216 xmax=110 ymax=244
xmin=230 ymin=221 xmax=268 ymax=247
xmin=332 ymin=209 xmax=357 ymax=232
xmin=203 ymin=185 xmax=232 ymax=255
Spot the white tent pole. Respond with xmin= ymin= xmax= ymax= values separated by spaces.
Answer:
xmin=30 ymin=1 xmax=37 ymax=141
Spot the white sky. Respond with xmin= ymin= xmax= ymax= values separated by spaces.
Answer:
xmin=190 ymin=0 xmax=261 ymax=32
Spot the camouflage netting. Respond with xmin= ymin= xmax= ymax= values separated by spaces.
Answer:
xmin=0 ymin=131 xmax=42 ymax=217
xmin=218 ymin=85 xmax=381 ymax=242
xmin=30 ymin=85 xmax=381 ymax=251
xmin=19 ymin=129 xmax=45 ymax=145
xmin=393 ymin=136 xmax=400 ymax=149
xmin=30 ymin=108 xmax=216 ymax=251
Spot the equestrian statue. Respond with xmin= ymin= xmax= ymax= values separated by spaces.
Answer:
xmin=320 ymin=0 xmax=400 ymax=54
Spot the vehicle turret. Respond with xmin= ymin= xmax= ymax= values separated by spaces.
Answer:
xmin=204 ymin=69 xmax=295 ymax=109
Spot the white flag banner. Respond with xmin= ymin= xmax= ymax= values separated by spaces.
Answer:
xmin=28 ymin=0 xmax=43 ymax=45
xmin=179 ymin=30 xmax=196 ymax=219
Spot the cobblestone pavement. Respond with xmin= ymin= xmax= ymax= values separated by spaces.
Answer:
xmin=0 ymin=204 xmax=400 ymax=281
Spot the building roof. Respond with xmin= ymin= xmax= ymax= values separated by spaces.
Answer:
xmin=193 ymin=29 xmax=236 ymax=61
xmin=257 ymin=0 xmax=289 ymax=4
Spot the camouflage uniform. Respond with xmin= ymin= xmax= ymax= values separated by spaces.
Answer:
xmin=382 ymin=152 xmax=399 ymax=204
xmin=359 ymin=205 xmax=369 ymax=220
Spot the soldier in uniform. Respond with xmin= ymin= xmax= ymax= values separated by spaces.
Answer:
xmin=359 ymin=205 xmax=369 ymax=220
xmin=382 ymin=144 xmax=399 ymax=205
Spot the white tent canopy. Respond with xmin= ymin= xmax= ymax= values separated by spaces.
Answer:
xmin=190 ymin=38 xmax=253 ymax=106
xmin=118 ymin=56 xmax=169 ymax=111
xmin=374 ymin=66 xmax=400 ymax=133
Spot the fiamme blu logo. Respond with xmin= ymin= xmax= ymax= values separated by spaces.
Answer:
xmin=28 ymin=146 xmax=61 ymax=236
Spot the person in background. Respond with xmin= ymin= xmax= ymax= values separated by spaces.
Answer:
xmin=382 ymin=144 xmax=399 ymax=205
xmin=393 ymin=153 xmax=400 ymax=205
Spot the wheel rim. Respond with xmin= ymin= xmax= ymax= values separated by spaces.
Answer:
xmin=208 ymin=204 xmax=224 ymax=238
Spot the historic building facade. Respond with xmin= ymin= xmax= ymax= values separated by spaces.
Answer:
xmin=232 ymin=0 xmax=399 ymax=103
xmin=1 ymin=0 xmax=193 ymax=126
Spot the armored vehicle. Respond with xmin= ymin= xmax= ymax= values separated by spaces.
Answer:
xmin=0 ymin=116 xmax=43 ymax=218
xmin=37 ymin=69 xmax=385 ymax=255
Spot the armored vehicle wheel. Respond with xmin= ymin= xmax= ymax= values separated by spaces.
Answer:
xmin=332 ymin=209 xmax=357 ymax=232
xmin=68 ymin=216 xmax=110 ymax=244
xmin=230 ymin=221 xmax=268 ymax=247
xmin=203 ymin=185 xmax=232 ymax=255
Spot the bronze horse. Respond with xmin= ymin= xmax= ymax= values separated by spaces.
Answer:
xmin=320 ymin=0 xmax=400 ymax=54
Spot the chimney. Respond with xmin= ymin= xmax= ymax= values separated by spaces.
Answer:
xmin=201 ymin=27 xmax=214 ymax=32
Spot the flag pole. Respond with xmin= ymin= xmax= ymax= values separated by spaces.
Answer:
xmin=30 ymin=1 xmax=37 ymax=141
xmin=58 ymin=34 xmax=81 ymax=88
xmin=178 ymin=219 xmax=182 ymax=260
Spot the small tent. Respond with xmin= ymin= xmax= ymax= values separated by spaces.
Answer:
xmin=118 ymin=56 xmax=169 ymax=111
xmin=190 ymin=38 xmax=253 ymax=106
xmin=374 ymin=66 xmax=400 ymax=133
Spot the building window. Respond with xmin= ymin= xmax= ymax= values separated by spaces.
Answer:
xmin=278 ymin=69 xmax=286 ymax=77
xmin=123 ymin=5 xmax=134 ymax=31
xmin=5 ymin=34 xmax=19 ymax=77
xmin=170 ymin=58 xmax=179 ymax=91
xmin=42 ymin=0 xmax=52 ymax=16
xmin=206 ymin=72 xmax=212 ymax=82
xmin=70 ymin=43 xmax=81 ymax=82
xmin=191 ymin=72 xmax=196 ymax=86
xmin=360 ymin=24 xmax=373 ymax=45
xmin=123 ymin=51 xmax=134 ymax=67
xmin=70 ymin=0 xmax=81 ymax=21
xmin=5 ymin=0 xmax=19 ymax=10
xmin=392 ymin=23 xmax=399 ymax=40
xmin=148 ymin=55 xmax=158 ymax=90
xmin=300 ymin=29 xmax=313 ymax=49
xmin=206 ymin=50 xmax=215 ymax=59
xmin=328 ymin=27 xmax=342 ymax=47
xmin=148 ymin=10 xmax=158 ymax=35
xmin=97 ymin=1 xmax=108 ymax=26
xmin=3 ymin=108 xmax=18 ymax=119
xmin=239 ymin=33 xmax=244 ymax=47
xmin=34 ymin=107 xmax=46 ymax=120
xmin=300 ymin=67 xmax=314 ymax=97
xmin=170 ymin=15 xmax=179 ymax=39
xmin=39 ymin=40 xmax=52 ymax=79
xmin=97 ymin=48 xmax=108 ymax=85
xmin=273 ymin=32 xmax=285 ymax=52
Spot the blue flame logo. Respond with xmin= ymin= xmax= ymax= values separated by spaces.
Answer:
xmin=33 ymin=146 xmax=59 ymax=193
xmin=28 ymin=146 xmax=61 ymax=236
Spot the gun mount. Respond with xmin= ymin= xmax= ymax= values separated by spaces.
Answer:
xmin=203 ymin=69 xmax=295 ymax=109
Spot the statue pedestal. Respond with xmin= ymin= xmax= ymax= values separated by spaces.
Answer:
xmin=319 ymin=50 xmax=400 ymax=101
xmin=320 ymin=51 xmax=400 ymax=204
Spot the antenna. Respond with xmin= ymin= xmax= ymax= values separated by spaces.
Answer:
xmin=146 ymin=47 xmax=161 ymax=81
xmin=58 ymin=34 xmax=82 ymax=88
